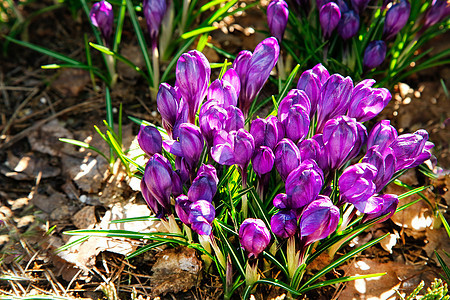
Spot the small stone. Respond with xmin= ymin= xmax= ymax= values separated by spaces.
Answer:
xmin=150 ymin=247 xmax=202 ymax=297
xmin=15 ymin=215 xmax=35 ymax=228
xmin=8 ymin=197 xmax=29 ymax=211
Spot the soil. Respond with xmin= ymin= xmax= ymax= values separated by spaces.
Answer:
xmin=0 ymin=1 xmax=449 ymax=299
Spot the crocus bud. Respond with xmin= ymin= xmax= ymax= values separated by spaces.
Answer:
xmin=297 ymin=138 xmax=321 ymax=163
xmin=188 ymin=164 xmax=218 ymax=202
xmin=175 ymin=194 xmax=192 ymax=225
xmin=223 ymin=105 xmax=245 ymax=132
xmin=423 ymin=0 xmax=450 ymax=30
xmin=167 ymin=123 xmax=205 ymax=170
xmin=207 ymin=79 xmax=238 ymax=107
xmin=339 ymin=163 xmax=380 ymax=213
xmin=157 ymin=83 xmax=180 ymax=136
xmin=138 ymin=125 xmax=162 ymax=156
xmin=239 ymin=218 xmax=271 ymax=258
xmin=363 ymin=194 xmax=399 ymax=223
xmin=274 ymin=139 xmax=301 ymax=181
xmin=273 ymin=193 xmax=290 ymax=209
xmin=143 ymin=153 xmax=180 ymax=214
xmin=188 ymin=200 xmax=215 ymax=236
xmin=143 ymin=0 xmax=167 ymax=42
xmin=271 ymin=210 xmax=297 ymax=238
xmin=317 ymin=74 xmax=354 ymax=132
xmin=348 ymin=83 xmax=391 ymax=122
xmin=351 ymin=0 xmax=370 ymax=13
xmin=175 ymin=157 xmax=190 ymax=184
xmin=141 ymin=179 xmax=164 ymax=217
xmin=322 ymin=116 xmax=367 ymax=169
xmin=383 ymin=0 xmax=411 ymax=40
xmin=267 ymin=0 xmax=289 ymax=42
xmin=319 ymin=2 xmax=341 ymax=39
xmin=285 ymin=159 xmax=324 ymax=209
xmin=390 ymin=129 xmax=432 ymax=171
xmin=211 ymin=129 xmax=255 ymax=168
xmin=250 ymin=116 xmax=285 ymax=149
xmin=311 ymin=63 xmax=330 ymax=85
xmin=199 ymin=102 xmax=227 ymax=146
xmin=278 ymin=89 xmax=312 ymax=120
xmin=222 ymin=68 xmax=241 ymax=97
xmin=363 ymin=40 xmax=386 ymax=70
xmin=281 ymin=105 xmax=310 ymax=143
xmin=296 ymin=70 xmax=321 ymax=116
xmin=362 ymin=146 xmax=396 ymax=192
xmin=299 ymin=196 xmax=340 ymax=246
xmin=90 ymin=0 xmax=114 ymax=46
xmin=367 ymin=120 xmax=398 ymax=153
xmin=337 ymin=10 xmax=360 ymax=40
xmin=176 ymin=50 xmax=211 ymax=123
xmin=409 ymin=141 xmax=434 ymax=169
xmin=252 ymin=146 xmax=275 ymax=177
xmin=233 ymin=38 xmax=280 ymax=117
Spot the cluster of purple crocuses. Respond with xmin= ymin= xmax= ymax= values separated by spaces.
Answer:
xmin=266 ymin=0 xmax=450 ymax=70
xmin=137 ymin=36 xmax=433 ymax=259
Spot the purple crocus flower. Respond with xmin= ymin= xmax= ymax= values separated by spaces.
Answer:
xmin=141 ymin=179 xmax=164 ymax=218
xmin=362 ymin=146 xmax=396 ymax=192
xmin=363 ymin=194 xmax=399 ymax=223
xmin=157 ymin=83 xmax=180 ymax=137
xmin=142 ymin=153 xmax=182 ymax=215
xmin=223 ymin=105 xmax=245 ymax=132
xmin=143 ymin=0 xmax=167 ymax=44
xmin=319 ymin=2 xmax=341 ymax=39
xmin=390 ymin=129 xmax=432 ymax=171
xmin=189 ymin=200 xmax=215 ymax=235
xmin=176 ymin=50 xmax=211 ymax=123
xmin=138 ymin=125 xmax=162 ymax=156
xmin=280 ymin=105 xmax=310 ymax=143
xmin=423 ymin=0 xmax=450 ymax=30
xmin=297 ymin=138 xmax=321 ymax=163
xmin=187 ymin=164 xmax=218 ymax=203
xmin=207 ymin=79 xmax=238 ymax=107
xmin=296 ymin=70 xmax=321 ymax=116
xmin=312 ymin=63 xmax=330 ymax=85
xmin=239 ymin=218 xmax=271 ymax=258
xmin=199 ymin=102 xmax=227 ymax=146
xmin=285 ymin=159 xmax=324 ymax=209
xmin=363 ymin=40 xmax=387 ymax=70
xmin=166 ymin=123 xmax=205 ymax=170
xmin=175 ymin=194 xmax=192 ymax=225
xmin=267 ymin=0 xmax=289 ymax=42
xmin=233 ymin=38 xmax=280 ymax=117
xmin=271 ymin=210 xmax=297 ymax=238
xmin=274 ymin=139 xmax=301 ymax=181
xmin=252 ymin=146 xmax=275 ymax=177
xmin=322 ymin=116 xmax=367 ymax=170
xmin=90 ymin=0 xmax=114 ymax=46
xmin=278 ymin=89 xmax=312 ymax=120
xmin=337 ymin=10 xmax=360 ymax=40
xmin=351 ymin=0 xmax=370 ymax=13
xmin=347 ymin=83 xmax=392 ymax=122
xmin=408 ymin=141 xmax=434 ymax=169
xmin=273 ymin=193 xmax=290 ymax=209
xmin=339 ymin=163 xmax=380 ymax=214
xmin=211 ymin=129 xmax=255 ymax=168
xmin=250 ymin=116 xmax=285 ymax=150
xmin=222 ymin=68 xmax=241 ymax=97
xmin=316 ymin=74 xmax=354 ymax=132
xmin=299 ymin=195 xmax=340 ymax=246
xmin=383 ymin=0 xmax=411 ymax=40
xmin=367 ymin=120 xmax=398 ymax=153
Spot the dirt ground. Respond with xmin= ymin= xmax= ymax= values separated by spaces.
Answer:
xmin=0 ymin=1 xmax=449 ymax=299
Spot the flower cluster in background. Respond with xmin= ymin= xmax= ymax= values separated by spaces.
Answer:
xmin=135 ymin=37 xmax=435 ymax=296
xmin=267 ymin=0 xmax=450 ymax=88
